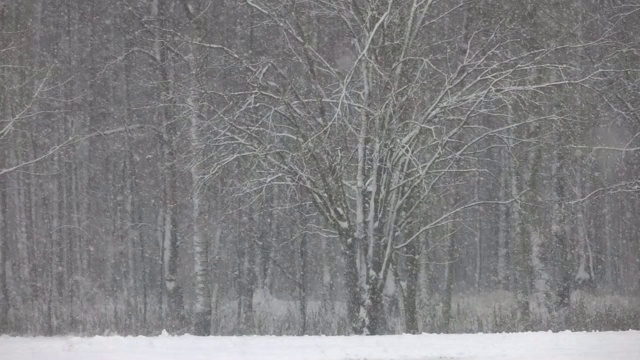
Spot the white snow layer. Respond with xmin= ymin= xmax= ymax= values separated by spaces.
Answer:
xmin=1 ymin=331 xmax=639 ymax=360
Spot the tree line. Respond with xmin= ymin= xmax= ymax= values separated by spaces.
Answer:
xmin=1 ymin=0 xmax=639 ymax=336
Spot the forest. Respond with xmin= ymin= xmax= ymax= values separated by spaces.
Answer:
xmin=0 ymin=0 xmax=639 ymax=337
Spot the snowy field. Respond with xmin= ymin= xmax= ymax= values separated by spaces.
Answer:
xmin=1 ymin=331 xmax=639 ymax=360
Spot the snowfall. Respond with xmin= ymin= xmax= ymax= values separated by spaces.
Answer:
xmin=1 ymin=330 xmax=639 ymax=359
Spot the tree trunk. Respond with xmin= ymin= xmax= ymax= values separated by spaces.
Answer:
xmin=237 ymin=233 xmax=256 ymax=335
xmin=550 ymin=125 xmax=571 ymax=326
xmin=402 ymin=238 xmax=420 ymax=334
xmin=299 ymin=228 xmax=307 ymax=335
xmin=341 ymin=234 xmax=363 ymax=334
xmin=513 ymin=132 xmax=544 ymax=331
xmin=365 ymin=275 xmax=387 ymax=335
xmin=497 ymin=148 xmax=510 ymax=290
xmin=154 ymin=0 xmax=185 ymax=333
xmin=11 ymin=142 xmax=31 ymax=305
xmin=188 ymin=63 xmax=212 ymax=336
xmin=574 ymin=173 xmax=593 ymax=288
xmin=163 ymin=173 xmax=185 ymax=332
xmin=181 ymin=0 xmax=213 ymax=336
xmin=0 ymin=170 xmax=9 ymax=333
xmin=441 ymin=228 xmax=456 ymax=333
xmin=320 ymin=228 xmax=335 ymax=323
xmin=474 ymin=171 xmax=482 ymax=289
xmin=419 ymin=232 xmax=434 ymax=332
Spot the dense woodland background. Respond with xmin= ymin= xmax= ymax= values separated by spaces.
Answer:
xmin=1 ymin=0 xmax=640 ymax=336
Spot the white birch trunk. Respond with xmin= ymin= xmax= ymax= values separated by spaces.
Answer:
xmin=186 ymin=20 xmax=212 ymax=332
xmin=188 ymin=88 xmax=212 ymax=336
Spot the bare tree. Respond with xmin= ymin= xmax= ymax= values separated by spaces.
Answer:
xmin=193 ymin=0 xmax=608 ymax=334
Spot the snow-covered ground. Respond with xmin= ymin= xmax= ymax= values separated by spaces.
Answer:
xmin=1 ymin=331 xmax=638 ymax=360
